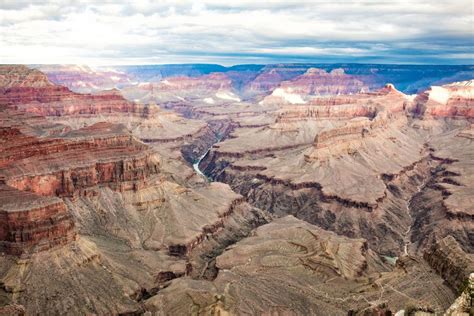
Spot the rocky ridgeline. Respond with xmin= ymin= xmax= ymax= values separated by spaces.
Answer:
xmin=278 ymin=68 xmax=374 ymax=95
xmin=37 ymin=64 xmax=132 ymax=93
xmin=1 ymin=122 xmax=160 ymax=197
xmin=423 ymin=236 xmax=474 ymax=291
xmin=156 ymin=73 xmax=232 ymax=91
xmin=1 ymin=65 xmax=214 ymax=148
xmin=0 ymin=65 xmax=155 ymax=118
xmin=120 ymin=72 xmax=235 ymax=105
xmin=274 ymin=84 xmax=407 ymax=122
xmin=0 ymin=65 xmax=52 ymax=88
xmin=414 ymin=80 xmax=474 ymax=118
xmin=245 ymin=66 xmax=308 ymax=93
xmin=306 ymin=113 xmax=406 ymax=162
xmin=275 ymin=103 xmax=377 ymax=121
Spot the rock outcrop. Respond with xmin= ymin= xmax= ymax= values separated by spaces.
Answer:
xmin=444 ymin=273 xmax=474 ymax=316
xmin=423 ymin=236 xmax=474 ymax=291
xmin=245 ymin=65 xmax=307 ymax=94
xmin=120 ymin=72 xmax=237 ymax=104
xmin=1 ymin=121 xmax=160 ymax=198
xmin=0 ymin=184 xmax=76 ymax=255
xmin=413 ymin=80 xmax=474 ymax=118
xmin=258 ymin=68 xmax=379 ymax=105
xmin=0 ymin=65 xmax=153 ymax=118
xmin=279 ymin=68 xmax=374 ymax=95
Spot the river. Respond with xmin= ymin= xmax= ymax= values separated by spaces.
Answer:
xmin=193 ymin=148 xmax=211 ymax=178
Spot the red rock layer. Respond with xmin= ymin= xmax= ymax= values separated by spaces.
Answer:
xmin=0 ymin=66 xmax=165 ymax=255
xmin=0 ymin=118 xmax=159 ymax=254
xmin=0 ymin=65 xmax=154 ymax=118
xmin=413 ymin=81 xmax=474 ymax=118
xmin=0 ymin=122 xmax=160 ymax=197
xmin=0 ymin=185 xmax=76 ymax=255
xmin=276 ymin=85 xmax=407 ymax=122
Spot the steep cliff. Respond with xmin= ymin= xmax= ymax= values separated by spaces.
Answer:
xmin=423 ymin=236 xmax=474 ymax=291
xmin=413 ymin=80 xmax=474 ymax=118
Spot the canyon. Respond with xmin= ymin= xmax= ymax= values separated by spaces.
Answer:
xmin=0 ymin=64 xmax=472 ymax=315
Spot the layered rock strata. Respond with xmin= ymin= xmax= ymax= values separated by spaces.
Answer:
xmin=0 ymin=185 xmax=76 ymax=255
xmin=413 ymin=80 xmax=474 ymax=118
xmin=142 ymin=217 xmax=455 ymax=315
xmin=423 ymin=236 xmax=474 ymax=291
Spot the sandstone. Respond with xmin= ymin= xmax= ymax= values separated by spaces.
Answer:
xmin=1 ymin=122 xmax=160 ymax=198
xmin=0 ymin=185 xmax=76 ymax=255
xmin=413 ymin=80 xmax=474 ymax=118
xmin=423 ymin=236 xmax=474 ymax=291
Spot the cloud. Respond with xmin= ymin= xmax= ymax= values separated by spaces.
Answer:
xmin=0 ymin=0 xmax=472 ymax=65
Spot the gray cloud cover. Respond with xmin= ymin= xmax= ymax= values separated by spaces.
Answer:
xmin=0 ymin=0 xmax=473 ymax=65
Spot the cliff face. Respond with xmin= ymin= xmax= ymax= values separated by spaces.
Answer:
xmin=0 ymin=65 xmax=152 ymax=118
xmin=413 ymin=80 xmax=474 ymax=118
xmin=0 ymin=66 xmax=164 ymax=256
xmin=120 ymin=72 xmax=236 ymax=105
xmin=156 ymin=73 xmax=233 ymax=91
xmin=0 ymin=65 xmax=52 ymax=88
xmin=0 ymin=185 xmax=76 ymax=255
xmin=0 ymin=117 xmax=161 ymax=255
xmin=0 ymin=120 xmax=160 ymax=198
xmin=423 ymin=236 xmax=474 ymax=291
xmin=444 ymin=273 xmax=474 ymax=316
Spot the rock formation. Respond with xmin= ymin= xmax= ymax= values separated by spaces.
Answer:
xmin=142 ymin=217 xmax=456 ymax=315
xmin=0 ymin=65 xmax=272 ymax=314
xmin=0 ymin=184 xmax=76 ymax=255
xmin=423 ymin=236 xmax=474 ymax=291
xmin=0 ymin=64 xmax=472 ymax=315
xmin=37 ymin=64 xmax=134 ymax=93
xmin=413 ymin=80 xmax=474 ymax=118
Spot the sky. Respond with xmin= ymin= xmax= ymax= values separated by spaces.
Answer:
xmin=0 ymin=0 xmax=473 ymax=65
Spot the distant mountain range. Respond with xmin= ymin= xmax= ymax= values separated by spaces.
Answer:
xmin=111 ymin=63 xmax=474 ymax=94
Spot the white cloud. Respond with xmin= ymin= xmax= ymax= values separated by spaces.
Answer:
xmin=0 ymin=0 xmax=472 ymax=65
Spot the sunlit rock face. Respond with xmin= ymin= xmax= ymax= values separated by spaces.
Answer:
xmin=0 ymin=64 xmax=472 ymax=315
xmin=413 ymin=80 xmax=474 ymax=118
